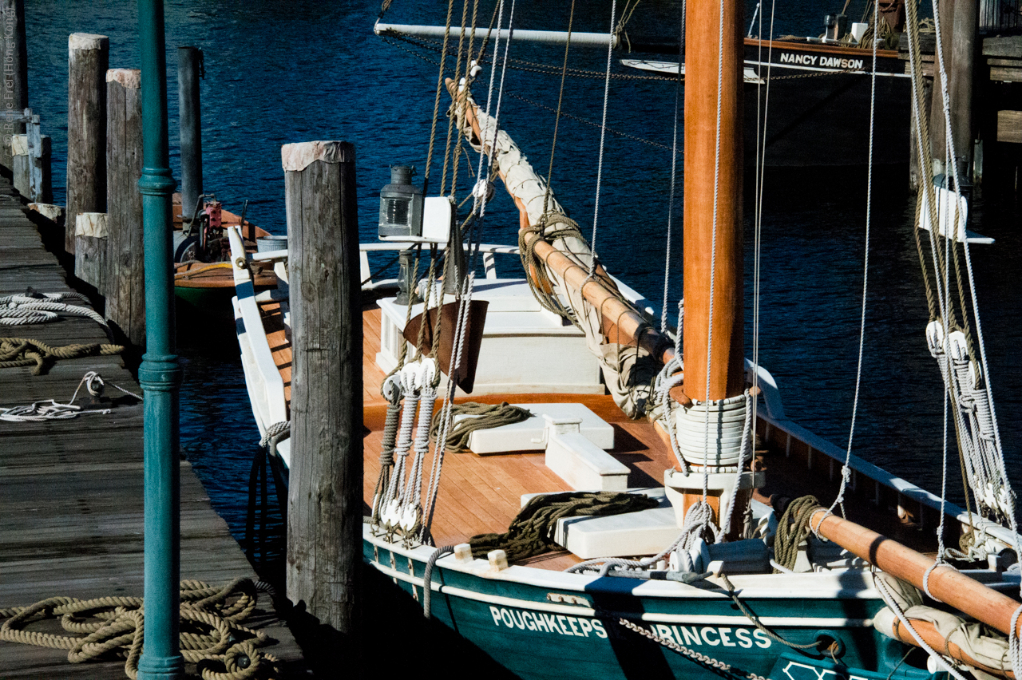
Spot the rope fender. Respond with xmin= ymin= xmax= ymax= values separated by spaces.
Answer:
xmin=0 ymin=578 xmax=282 ymax=680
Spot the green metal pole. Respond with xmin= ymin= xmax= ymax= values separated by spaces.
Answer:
xmin=136 ymin=0 xmax=183 ymax=678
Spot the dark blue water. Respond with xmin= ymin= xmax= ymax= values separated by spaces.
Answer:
xmin=25 ymin=1 xmax=1020 ymax=548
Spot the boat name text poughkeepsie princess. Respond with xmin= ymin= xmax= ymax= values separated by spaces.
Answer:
xmin=488 ymin=607 xmax=772 ymax=648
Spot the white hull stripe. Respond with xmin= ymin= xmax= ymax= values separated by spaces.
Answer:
xmin=370 ymin=560 xmax=874 ymax=628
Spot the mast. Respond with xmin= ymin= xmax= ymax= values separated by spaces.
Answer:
xmin=681 ymin=0 xmax=745 ymax=402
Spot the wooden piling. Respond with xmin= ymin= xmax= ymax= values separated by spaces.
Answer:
xmin=104 ymin=68 xmax=144 ymax=346
xmin=283 ymin=140 xmax=363 ymax=640
xmin=11 ymin=132 xmax=51 ymax=202
xmin=910 ymin=76 xmax=934 ymax=189
xmin=949 ymin=0 xmax=978 ymax=181
xmin=177 ymin=46 xmax=203 ymax=222
xmin=74 ymin=211 xmax=108 ymax=293
xmin=0 ymin=0 xmax=28 ymax=172
xmin=66 ymin=33 xmax=108 ymax=255
xmin=928 ymin=0 xmax=954 ymax=175
xmin=11 ymin=133 xmax=28 ymax=196
xmin=36 ymin=134 xmax=52 ymax=203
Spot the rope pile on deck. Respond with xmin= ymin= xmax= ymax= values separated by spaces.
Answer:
xmin=469 ymin=491 xmax=659 ymax=563
xmin=429 ymin=401 xmax=531 ymax=452
xmin=0 ymin=578 xmax=281 ymax=680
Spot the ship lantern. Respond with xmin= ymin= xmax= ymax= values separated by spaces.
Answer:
xmin=379 ymin=165 xmax=424 ymax=238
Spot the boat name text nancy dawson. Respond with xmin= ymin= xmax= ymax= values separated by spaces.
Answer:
xmin=487 ymin=607 xmax=772 ymax=648
xmin=778 ymin=53 xmax=865 ymax=70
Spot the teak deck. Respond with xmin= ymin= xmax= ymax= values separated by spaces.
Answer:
xmin=350 ymin=296 xmax=941 ymax=563
xmin=0 ymin=177 xmax=305 ymax=678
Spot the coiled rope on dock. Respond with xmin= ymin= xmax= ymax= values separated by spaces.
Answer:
xmin=0 ymin=578 xmax=282 ymax=680
xmin=0 ymin=291 xmax=108 ymax=328
xmin=0 ymin=337 xmax=123 ymax=375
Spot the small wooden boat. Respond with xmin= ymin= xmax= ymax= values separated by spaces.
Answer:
xmin=171 ymin=194 xmax=278 ymax=315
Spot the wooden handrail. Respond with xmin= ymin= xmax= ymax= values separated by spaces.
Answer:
xmin=885 ymin=618 xmax=1013 ymax=679
xmin=812 ymin=509 xmax=1022 ymax=640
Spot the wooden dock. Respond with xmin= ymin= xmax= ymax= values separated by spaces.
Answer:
xmin=0 ymin=175 xmax=307 ymax=677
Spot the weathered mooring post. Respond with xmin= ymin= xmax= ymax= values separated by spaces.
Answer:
xmin=136 ymin=0 xmax=183 ymax=678
xmin=284 ymin=141 xmax=363 ymax=642
xmin=949 ymin=0 xmax=978 ymax=182
xmin=74 ymin=212 xmax=107 ymax=293
xmin=929 ymin=0 xmax=954 ymax=176
xmin=177 ymin=47 xmax=202 ymax=223
xmin=927 ymin=0 xmax=979 ymax=183
xmin=0 ymin=0 xmax=28 ymax=172
xmin=11 ymin=131 xmax=51 ymax=202
xmin=910 ymin=77 xmax=934 ymax=190
xmin=105 ymin=68 xmax=145 ymax=346
xmin=66 ymin=33 xmax=108 ymax=255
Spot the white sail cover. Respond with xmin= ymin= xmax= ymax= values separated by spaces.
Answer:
xmin=457 ymin=88 xmax=657 ymax=417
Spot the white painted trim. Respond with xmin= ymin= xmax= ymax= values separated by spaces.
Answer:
xmin=369 ymin=559 xmax=874 ymax=627
xmin=363 ymin=528 xmax=882 ymax=601
xmin=228 ymin=227 xmax=288 ymax=441
xmin=376 ymin=23 xmax=617 ymax=48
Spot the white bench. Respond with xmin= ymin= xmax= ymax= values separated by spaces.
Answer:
xmin=543 ymin=416 xmax=629 ymax=492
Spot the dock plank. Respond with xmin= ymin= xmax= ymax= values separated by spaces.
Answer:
xmin=0 ymin=179 xmax=308 ymax=678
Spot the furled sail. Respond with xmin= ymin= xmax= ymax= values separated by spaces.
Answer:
xmin=450 ymin=82 xmax=664 ymax=418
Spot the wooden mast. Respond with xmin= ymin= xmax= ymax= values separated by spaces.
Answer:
xmin=682 ymin=0 xmax=745 ymax=402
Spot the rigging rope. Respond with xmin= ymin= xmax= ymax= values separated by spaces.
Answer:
xmin=922 ymin=0 xmax=1022 ymax=660
xmin=720 ymin=574 xmax=825 ymax=651
xmin=660 ymin=6 xmax=684 ymax=335
xmin=772 ymin=496 xmax=821 ymax=572
xmin=586 ymin=0 xmax=618 ymax=280
xmin=421 ymin=0 xmax=520 ymax=545
xmin=813 ymin=1 xmax=878 ymax=536
xmin=540 ymin=0 xmax=577 ymax=223
xmin=439 ymin=0 xmax=473 ymax=198
xmin=751 ymin=0 xmax=777 ymax=442
xmin=699 ymin=0 xmax=729 ymax=528
xmin=421 ymin=0 xmax=458 ymax=195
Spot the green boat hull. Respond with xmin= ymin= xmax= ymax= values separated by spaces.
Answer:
xmin=175 ymin=285 xmax=235 ymax=317
xmin=364 ymin=532 xmax=937 ymax=680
